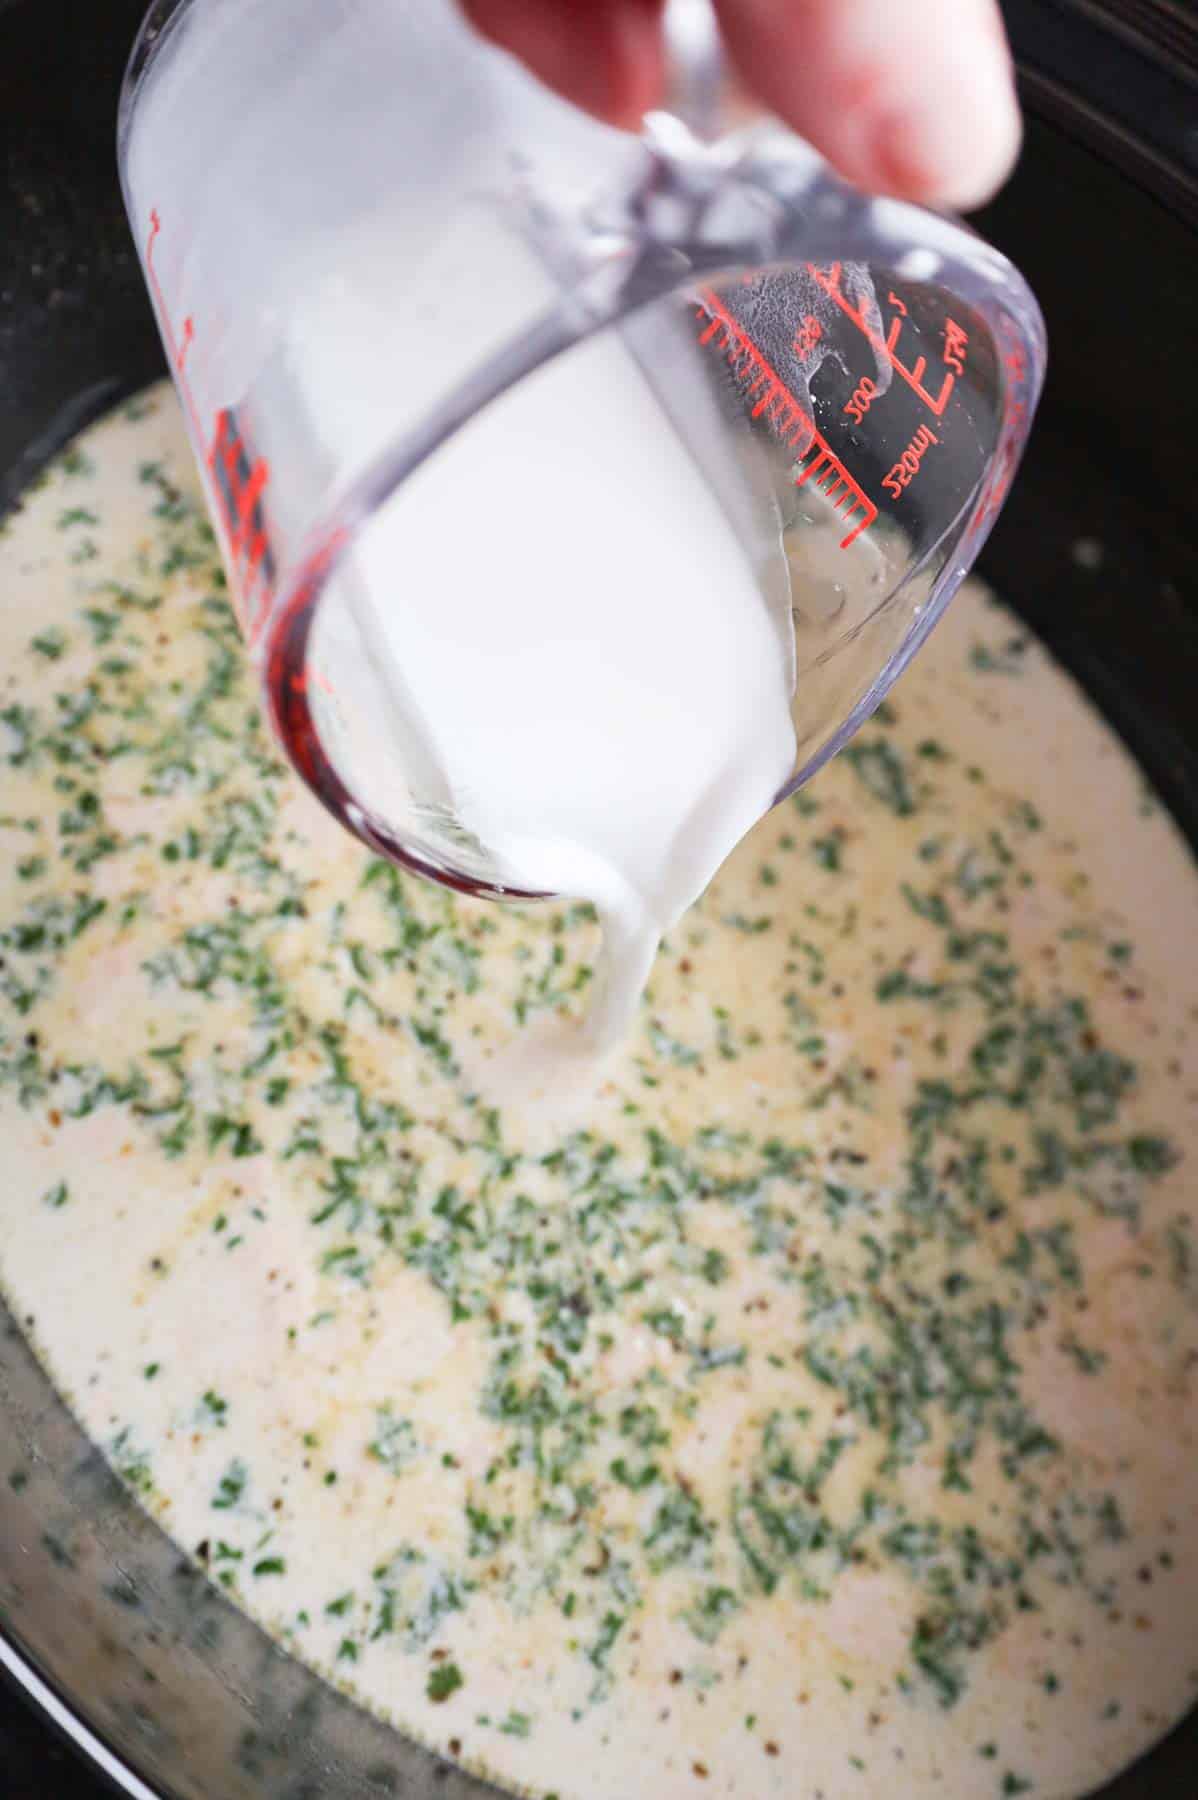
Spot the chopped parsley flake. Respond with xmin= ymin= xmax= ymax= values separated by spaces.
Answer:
xmin=427 ymin=1661 xmax=465 ymax=1703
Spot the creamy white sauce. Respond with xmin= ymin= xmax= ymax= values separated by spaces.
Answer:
xmin=2 ymin=388 xmax=1198 ymax=1800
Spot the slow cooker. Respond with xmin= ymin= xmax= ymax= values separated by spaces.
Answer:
xmin=1 ymin=1 xmax=1195 ymax=1794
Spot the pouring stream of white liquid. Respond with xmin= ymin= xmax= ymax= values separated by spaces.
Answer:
xmin=324 ymin=320 xmax=798 ymax=1078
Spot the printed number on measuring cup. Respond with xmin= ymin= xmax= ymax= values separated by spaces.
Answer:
xmin=843 ymin=377 xmax=878 ymax=425
xmin=942 ymin=319 xmax=969 ymax=376
xmin=882 ymin=425 xmax=939 ymax=499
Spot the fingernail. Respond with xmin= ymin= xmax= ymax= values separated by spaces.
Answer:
xmin=884 ymin=54 xmax=1022 ymax=211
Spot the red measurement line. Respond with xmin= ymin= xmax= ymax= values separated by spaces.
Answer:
xmin=807 ymin=263 xmax=955 ymax=418
xmin=211 ymin=414 xmax=240 ymax=475
xmin=697 ymin=290 xmax=877 ymax=549
xmin=231 ymin=458 xmax=269 ymax=552
xmin=148 ymin=211 xmax=276 ymax=641
xmin=146 ymin=211 xmax=206 ymax=455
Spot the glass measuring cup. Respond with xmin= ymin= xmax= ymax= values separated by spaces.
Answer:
xmin=118 ymin=0 xmax=1045 ymax=900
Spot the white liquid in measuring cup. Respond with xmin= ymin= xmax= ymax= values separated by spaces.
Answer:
xmin=355 ymin=333 xmax=797 ymax=1078
xmin=274 ymin=243 xmax=798 ymax=1089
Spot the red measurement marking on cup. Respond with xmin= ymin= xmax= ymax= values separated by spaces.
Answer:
xmin=807 ymin=263 xmax=969 ymax=419
xmin=843 ymin=376 xmax=878 ymax=424
xmin=146 ymin=211 xmax=205 ymax=451
xmin=882 ymin=423 xmax=939 ymax=499
xmin=697 ymin=291 xmax=877 ymax=550
xmin=943 ymin=318 xmax=968 ymax=377
xmin=969 ymin=310 xmax=1033 ymax=537
xmin=209 ymin=409 xmax=276 ymax=638
xmin=146 ymin=210 xmax=276 ymax=640
xmin=792 ymin=315 xmax=824 ymax=361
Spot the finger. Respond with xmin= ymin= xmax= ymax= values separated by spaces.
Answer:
xmin=458 ymin=0 xmax=668 ymax=130
xmin=711 ymin=0 xmax=1021 ymax=210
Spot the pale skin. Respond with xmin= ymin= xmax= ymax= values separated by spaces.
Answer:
xmin=459 ymin=0 xmax=1022 ymax=210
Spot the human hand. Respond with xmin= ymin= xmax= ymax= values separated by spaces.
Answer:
xmin=457 ymin=0 xmax=1021 ymax=211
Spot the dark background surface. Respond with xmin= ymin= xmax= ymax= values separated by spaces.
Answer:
xmin=0 ymin=1 xmax=1196 ymax=1797
xmin=0 ymin=1667 xmax=119 ymax=1799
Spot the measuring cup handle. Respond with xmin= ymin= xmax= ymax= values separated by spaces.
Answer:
xmin=662 ymin=0 xmax=756 ymax=141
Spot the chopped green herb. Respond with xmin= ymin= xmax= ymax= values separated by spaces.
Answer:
xmin=427 ymin=1661 xmax=464 ymax=1703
